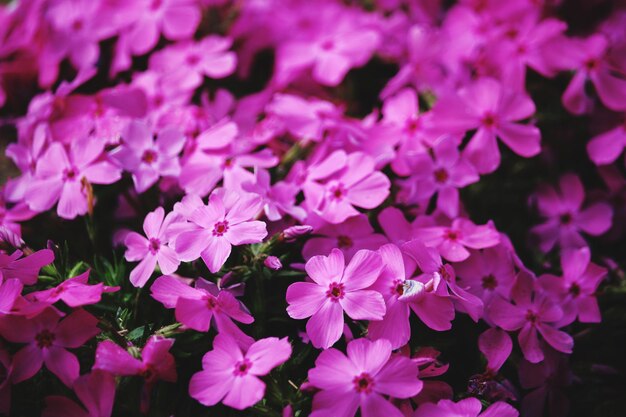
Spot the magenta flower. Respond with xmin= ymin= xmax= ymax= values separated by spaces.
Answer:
xmin=432 ymin=77 xmax=541 ymax=173
xmin=539 ymin=247 xmax=606 ymax=326
xmin=23 ymin=270 xmax=119 ymax=315
xmin=308 ymin=338 xmax=422 ymax=417
xmin=175 ymin=191 xmax=267 ymax=273
xmin=149 ymin=36 xmax=237 ymax=89
xmin=414 ymin=397 xmax=518 ymax=417
xmin=0 ymin=249 xmax=54 ymax=285
xmin=560 ymin=34 xmax=626 ymax=114
xmin=488 ymin=272 xmax=574 ymax=363
xmin=150 ymin=275 xmax=254 ymax=347
xmin=304 ymin=151 xmax=391 ymax=224
xmin=402 ymin=239 xmax=484 ymax=322
xmin=397 ymin=136 xmax=479 ymax=217
xmin=416 ymin=218 xmax=500 ymax=262
xmin=479 ymin=328 xmax=513 ymax=374
xmin=302 ymin=214 xmax=388 ymax=261
xmin=189 ymin=333 xmax=291 ymax=410
xmin=43 ymin=371 xmax=116 ymax=417
xmin=454 ymin=245 xmax=517 ymax=305
xmin=0 ymin=308 xmax=100 ymax=386
xmin=93 ymin=336 xmax=176 ymax=413
xmin=125 ymin=207 xmax=181 ymax=287
xmin=241 ymin=168 xmax=306 ymax=222
xmin=25 ymin=139 xmax=121 ymax=219
xmin=368 ymin=244 xmax=455 ymax=349
xmin=113 ymin=121 xmax=185 ymax=193
xmin=0 ymin=276 xmax=22 ymax=316
xmin=586 ymin=115 xmax=626 ymax=165
xmin=286 ymin=248 xmax=385 ymax=349
xmin=530 ymin=174 xmax=613 ymax=253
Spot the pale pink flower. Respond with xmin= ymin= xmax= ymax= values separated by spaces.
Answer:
xmin=308 ymin=338 xmax=422 ymax=417
xmin=43 ymin=371 xmax=116 ymax=417
xmin=286 ymin=248 xmax=385 ymax=349
xmin=189 ymin=333 xmax=291 ymax=410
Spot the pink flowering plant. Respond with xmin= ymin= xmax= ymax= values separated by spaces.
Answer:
xmin=1 ymin=1 xmax=626 ymax=416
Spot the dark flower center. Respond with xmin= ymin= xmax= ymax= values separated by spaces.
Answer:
xmin=35 ymin=330 xmax=55 ymax=348
xmin=321 ymin=40 xmax=334 ymax=51
xmin=186 ymin=54 xmax=201 ymax=66
xmin=142 ymin=150 xmax=158 ymax=164
xmin=584 ymin=59 xmax=599 ymax=71
xmin=330 ymin=184 xmax=346 ymax=200
xmin=213 ymin=221 xmax=229 ymax=237
xmin=481 ymin=112 xmax=497 ymax=128
xmin=444 ymin=229 xmax=459 ymax=241
xmin=326 ymin=282 xmax=345 ymax=301
xmin=233 ymin=359 xmax=252 ymax=376
xmin=434 ymin=168 xmax=449 ymax=184
xmin=560 ymin=213 xmax=573 ymax=225
xmin=482 ymin=274 xmax=497 ymax=290
xmin=140 ymin=366 xmax=156 ymax=381
xmin=206 ymin=296 xmax=218 ymax=310
xmin=337 ymin=235 xmax=353 ymax=249
xmin=148 ymin=238 xmax=160 ymax=254
xmin=63 ymin=167 xmax=79 ymax=182
xmin=392 ymin=279 xmax=405 ymax=296
xmin=352 ymin=372 xmax=374 ymax=394
xmin=569 ymin=283 xmax=581 ymax=297
xmin=525 ymin=310 xmax=538 ymax=324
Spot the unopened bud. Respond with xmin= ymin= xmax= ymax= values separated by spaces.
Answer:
xmin=282 ymin=225 xmax=313 ymax=241
xmin=264 ymin=256 xmax=282 ymax=270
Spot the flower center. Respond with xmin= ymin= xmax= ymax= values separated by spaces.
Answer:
xmin=326 ymin=282 xmax=345 ymax=301
xmin=329 ymin=184 xmax=346 ymax=201
xmin=337 ymin=235 xmax=353 ymax=249
xmin=569 ymin=283 xmax=581 ymax=297
xmin=140 ymin=365 xmax=156 ymax=381
xmin=482 ymin=274 xmax=497 ymax=290
xmin=392 ymin=279 xmax=405 ymax=296
xmin=584 ymin=59 xmax=599 ymax=72
xmin=206 ymin=295 xmax=218 ymax=310
xmin=71 ymin=19 xmax=84 ymax=32
xmin=525 ymin=310 xmax=538 ymax=324
xmin=142 ymin=150 xmax=158 ymax=164
xmin=405 ymin=117 xmax=421 ymax=133
xmin=233 ymin=358 xmax=252 ymax=376
xmin=352 ymin=372 xmax=374 ymax=394
xmin=186 ymin=54 xmax=201 ymax=66
xmin=35 ymin=330 xmax=55 ymax=348
xmin=444 ymin=229 xmax=459 ymax=241
xmin=63 ymin=167 xmax=79 ymax=182
xmin=321 ymin=40 xmax=334 ymax=51
xmin=434 ymin=168 xmax=449 ymax=184
xmin=148 ymin=238 xmax=160 ymax=254
xmin=213 ymin=221 xmax=229 ymax=237
xmin=560 ymin=213 xmax=573 ymax=225
xmin=481 ymin=112 xmax=497 ymax=128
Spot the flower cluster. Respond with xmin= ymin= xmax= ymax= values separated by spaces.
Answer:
xmin=1 ymin=0 xmax=625 ymax=416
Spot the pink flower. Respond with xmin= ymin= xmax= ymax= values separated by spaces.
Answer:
xmin=414 ymin=397 xmax=518 ymax=417
xmin=304 ymin=151 xmax=391 ymax=224
xmin=539 ymin=247 xmax=606 ymax=326
xmin=0 ymin=249 xmax=54 ymax=285
xmin=113 ymin=121 xmax=185 ymax=193
xmin=113 ymin=0 xmax=201 ymax=68
xmin=308 ymin=338 xmax=422 ymax=417
xmin=454 ymin=245 xmax=517 ymax=305
xmin=402 ymin=239 xmax=484 ymax=322
xmin=432 ymin=77 xmax=541 ymax=173
xmin=43 ymin=371 xmax=116 ymax=417
xmin=175 ymin=191 xmax=267 ymax=273
xmin=530 ymin=174 xmax=613 ymax=253
xmin=149 ymin=36 xmax=237 ymax=90
xmin=286 ymin=248 xmax=385 ymax=349
xmin=23 ymin=270 xmax=119 ymax=315
xmin=150 ymin=275 xmax=254 ymax=347
xmin=0 ymin=308 xmax=100 ymax=386
xmin=368 ymin=244 xmax=455 ymax=349
xmin=125 ymin=207 xmax=181 ymax=287
xmin=478 ymin=328 xmax=513 ymax=374
xmin=488 ymin=272 xmax=574 ymax=363
xmin=0 ymin=276 xmax=22 ymax=316
xmin=93 ymin=336 xmax=176 ymax=413
xmin=189 ymin=333 xmax=291 ymax=410
xmin=586 ymin=116 xmax=626 ymax=165
xmin=397 ymin=136 xmax=479 ymax=217
xmin=302 ymin=214 xmax=388 ymax=261
xmin=242 ymin=168 xmax=306 ymax=222
xmin=560 ymin=34 xmax=626 ymax=114
xmin=25 ymin=139 xmax=121 ymax=219
xmin=416 ymin=218 xmax=500 ymax=262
